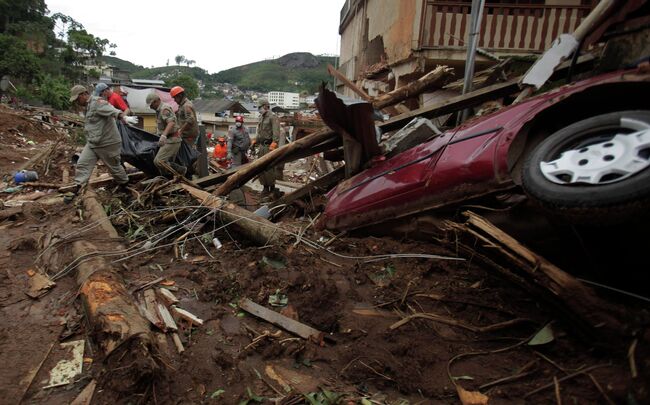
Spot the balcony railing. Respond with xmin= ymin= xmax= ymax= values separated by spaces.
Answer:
xmin=419 ymin=1 xmax=593 ymax=53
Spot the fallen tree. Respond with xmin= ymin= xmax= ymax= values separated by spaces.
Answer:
xmin=71 ymin=191 xmax=162 ymax=395
xmin=181 ymin=184 xmax=284 ymax=246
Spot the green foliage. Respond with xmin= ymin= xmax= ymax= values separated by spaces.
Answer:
xmin=38 ymin=74 xmax=70 ymax=109
xmin=101 ymin=55 xmax=143 ymax=73
xmin=0 ymin=34 xmax=41 ymax=81
xmin=164 ymin=73 xmax=199 ymax=99
xmin=214 ymin=54 xmax=336 ymax=93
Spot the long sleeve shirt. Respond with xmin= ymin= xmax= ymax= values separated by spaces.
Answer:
xmin=84 ymin=96 xmax=122 ymax=148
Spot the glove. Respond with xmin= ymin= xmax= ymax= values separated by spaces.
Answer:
xmin=124 ymin=116 xmax=139 ymax=125
xmin=159 ymin=134 xmax=167 ymax=146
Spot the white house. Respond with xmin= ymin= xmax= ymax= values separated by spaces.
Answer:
xmin=267 ymin=91 xmax=300 ymax=109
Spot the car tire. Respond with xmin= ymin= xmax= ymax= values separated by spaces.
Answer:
xmin=522 ymin=110 xmax=650 ymax=223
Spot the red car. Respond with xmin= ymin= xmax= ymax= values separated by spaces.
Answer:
xmin=321 ymin=68 xmax=650 ymax=231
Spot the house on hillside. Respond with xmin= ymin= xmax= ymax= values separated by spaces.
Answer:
xmin=194 ymin=99 xmax=257 ymax=138
xmin=337 ymin=0 xmax=596 ymax=99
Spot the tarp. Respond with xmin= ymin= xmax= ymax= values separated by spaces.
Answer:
xmin=118 ymin=122 xmax=198 ymax=176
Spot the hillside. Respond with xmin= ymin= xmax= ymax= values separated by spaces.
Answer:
xmin=108 ymin=52 xmax=338 ymax=94
xmin=101 ymin=56 xmax=144 ymax=73
xmin=213 ymin=52 xmax=337 ymax=93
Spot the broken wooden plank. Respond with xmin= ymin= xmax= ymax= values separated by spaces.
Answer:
xmin=271 ymin=166 xmax=345 ymax=209
xmin=379 ymin=78 xmax=521 ymax=131
xmin=142 ymin=289 xmax=164 ymax=329
xmin=373 ymin=65 xmax=454 ymax=110
xmin=58 ymin=171 xmax=146 ymax=192
xmin=180 ymin=184 xmax=284 ymax=246
xmin=446 ymin=211 xmax=629 ymax=345
xmin=238 ymin=298 xmax=324 ymax=342
xmin=70 ymin=379 xmax=97 ymax=405
xmin=157 ymin=303 xmax=178 ymax=332
xmin=327 ymin=63 xmax=372 ymax=101
xmin=171 ymin=333 xmax=185 ymax=354
xmin=171 ymin=306 xmax=204 ymax=326
xmin=157 ymin=288 xmax=179 ymax=306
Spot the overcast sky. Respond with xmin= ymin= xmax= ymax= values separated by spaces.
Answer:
xmin=46 ymin=0 xmax=342 ymax=74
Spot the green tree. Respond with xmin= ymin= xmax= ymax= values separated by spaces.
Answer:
xmin=38 ymin=74 xmax=70 ymax=109
xmin=165 ymin=73 xmax=199 ymax=99
xmin=0 ymin=34 xmax=41 ymax=81
xmin=175 ymin=55 xmax=185 ymax=65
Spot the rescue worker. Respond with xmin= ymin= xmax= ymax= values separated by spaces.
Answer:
xmin=213 ymin=136 xmax=229 ymax=169
xmin=227 ymin=115 xmax=251 ymax=167
xmin=170 ymin=86 xmax=199 ymax=147
xmin=69 ymin=85 xmax=90 ymax=117
xmin=71 ymin=83 xmax=132 ymax=193
xmin=108 ymin=84 xmax=132 ymax=115
xmin=256 ymin=97 xmax=282 ymax=199
xmin=146 ymin=92 xmax=186 ymax=176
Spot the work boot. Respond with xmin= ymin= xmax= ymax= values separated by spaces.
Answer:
xmin=260 ymin=186 xmax=273 ymax=202
xmin=63 ymin=184 xmax=81 ymax=204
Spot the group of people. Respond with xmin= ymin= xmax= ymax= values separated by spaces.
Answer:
xmin=67 ymin=83 xmax=284 ymax=201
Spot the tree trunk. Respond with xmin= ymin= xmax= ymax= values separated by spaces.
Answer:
xmin=181 ymin=184 xmax=284 ymax=246
xmin=215 ymin=128 xmax=337 ymax=197
xmin=73 ymin=191 xmax=162 ymax=395
xmin=372 ymin=66 xmax=454 ymax=110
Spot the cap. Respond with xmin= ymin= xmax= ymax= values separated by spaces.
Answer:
xmin=145 ymin=92 xmax=160 ymax=106
xmin=94 ymin=83 xmax=109 ymax=96
xmin=69 ymin=85 xmax=88 ymax=102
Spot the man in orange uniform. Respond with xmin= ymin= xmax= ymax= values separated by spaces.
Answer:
xmin=212 ymin=136 xmax=229 ymax=169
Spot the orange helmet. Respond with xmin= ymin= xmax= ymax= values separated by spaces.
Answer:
xmin=170 ymin=86 xmax=184 ymax=98
xmin=235 ymin=115 xmax=244 ymax=123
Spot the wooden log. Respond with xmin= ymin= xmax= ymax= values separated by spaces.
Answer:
xmin=446 ymin=211 xmax=629 ymax=345
xmin=180 ymin=184 xmax=283 ymax=246
xmin=372 ymin=66 xmax=454 ymax=110
xmin=215 ymin=128 xmax=338 ymax=196
xmin=58 ymin=171 xmax=146 ymax=192
xmin=271 ymin=166 xmax=346 ymax=210
xmin=72 ymin=191 xmax=162 ymax=392
xmin=239 ymin=298 xmax=324 ymax=342
xmin=171 ymin=306 xmax=204 ymax=326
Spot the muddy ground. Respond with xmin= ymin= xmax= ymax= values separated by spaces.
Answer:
xmin=1 ymin=106 xmax=649 ymax=404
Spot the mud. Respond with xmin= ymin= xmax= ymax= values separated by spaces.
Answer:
xmin=0 ymin=105 xmax=648 ymax=405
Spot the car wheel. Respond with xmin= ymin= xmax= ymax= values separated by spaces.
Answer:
xmin=522 ymin=110 xmax=650 ymax=223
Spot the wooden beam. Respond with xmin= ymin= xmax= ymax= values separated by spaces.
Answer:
xmin=327 ymin=64 xmax=372 ymax=101
xmin=180 ymin=184 xmax=284 ymax=246
xmin=379 ymin=78 xmax=521 ymax=131
xmin=215 ymin=128 xmax=337 ymax=197
xmin=373 ymin=65 xmax=454 ymax=110
xmin=58 ymin=171 xmax=146 ymax=192
xmin=239 ymin=298 xmax=324 ymax=342
xmin=271 ymin=166 xmax=346 ymax=209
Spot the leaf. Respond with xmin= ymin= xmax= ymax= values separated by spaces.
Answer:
xmin=452 ymin=375 xmax=475 ymax=381
xmin=361 ymin=399 xmax=372 ymax=405
xmin=528 ymin=323 xmax=555 ymax=346
xmin=384 ymin=264 xmax=396 ymax=277
xmin=456 ymin=385 xmax=489 ymax=405
xmin=210 ymin=389 xmax=225 ymax=398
